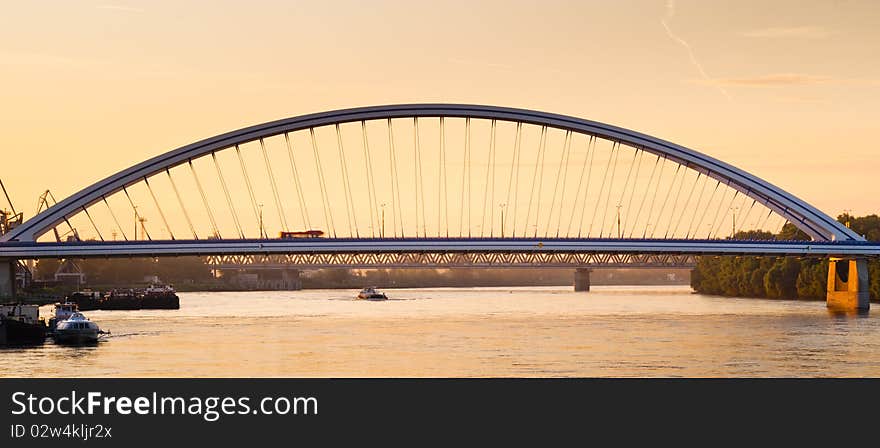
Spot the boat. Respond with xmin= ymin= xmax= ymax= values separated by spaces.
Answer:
xmin=357 ymin=287 xmax=388 ymax=301
xmin=140 ymin=283 xmax=180 ymax=309
xmin=65 ymin=290 xmax=102 ymax=311
xmin=0 ymin=304 xmax=47 ymax=343
xmin=48 ymin=302 xmax=79 ymax=331
xmin=52 ymin=312 xmax=104 ymax=344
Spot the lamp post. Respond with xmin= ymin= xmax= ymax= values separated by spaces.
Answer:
xmin=498 ymin=202 xmax=507 ymax=238
xmin=133 ymin=206 xmax=139 ymax=240
xmin=258 ymin=203 xmax=264 ymax=239
xmin=730 ymin=206 xmax=739 ymax=238
xmin=615 ymin=204 xmax=623 ymax=239
xmin=380 ymin=203 xmax=386 ymax=238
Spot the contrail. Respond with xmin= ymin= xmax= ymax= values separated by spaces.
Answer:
xmin=660 ymin=0 xmax=731 ymax=101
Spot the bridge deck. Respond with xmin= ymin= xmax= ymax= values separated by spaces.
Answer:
xmin=1 ymin=238 xmax=878 ymax=259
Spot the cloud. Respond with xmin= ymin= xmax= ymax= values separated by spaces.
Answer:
xmin=741 ymin=26 xmax=831 ymax=39
xmin=97 ymin=5 xmax=144 ymax=13
xmin=660 ymin=0 xmax=731 ymax=101
xmin=696 ymin=74 xmax=833 ymax=87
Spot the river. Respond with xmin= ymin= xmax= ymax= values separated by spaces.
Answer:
xmin=2 ymin=285 xmax=879 ymax=377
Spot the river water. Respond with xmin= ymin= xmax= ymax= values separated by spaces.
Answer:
xmin=2 ymin=286 xmax=880 ymax=377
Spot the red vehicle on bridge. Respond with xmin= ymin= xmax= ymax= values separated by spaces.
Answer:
xmin=279 ymin=230 xmax=325 ymax=239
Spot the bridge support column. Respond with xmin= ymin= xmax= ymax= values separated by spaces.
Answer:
xmin=0 ymin=259 xmax=16 ymax=300
xmin=827 ymin=258 xmax=870 ymax=312
xmin=281 ymin=269 xmax=302 ymax=291
xmin=574 ymin=268 xmax=591 ymax=292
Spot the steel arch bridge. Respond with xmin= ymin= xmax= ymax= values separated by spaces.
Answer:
xmin=1 ymin=103 xmax=877 ymax=263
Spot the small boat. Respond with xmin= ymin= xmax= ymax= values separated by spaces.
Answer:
xmin=48 ymin=302 xmax=79 ymax=331
xmin=357 ymin=287 xmax=388 ymax=301
xmin=52 ymin=312 xmax=104 ymax=344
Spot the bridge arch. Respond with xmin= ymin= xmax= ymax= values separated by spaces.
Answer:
xmin=2 ymin=104 xmax=860 ymax=243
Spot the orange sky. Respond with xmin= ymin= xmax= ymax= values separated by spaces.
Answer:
xmin=2 ymin=0 xmax=879 ymax=226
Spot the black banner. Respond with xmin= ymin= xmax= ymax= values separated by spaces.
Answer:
xmin=0 ymin=378 xmax=874 ymax=446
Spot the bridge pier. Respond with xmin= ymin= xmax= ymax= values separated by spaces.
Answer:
xmin=827 ymin=258 xmax=870 ymax=312
xmin=574 ymin=268 xmax=591 ymax=292
xmin=0 ymin=258 xmax=15 ymax=300
xmin=281 ymin=269 xmax=302 ymax=291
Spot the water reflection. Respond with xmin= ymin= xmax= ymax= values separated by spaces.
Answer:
xmin=1 ymin=286 xmax=878 ymax=377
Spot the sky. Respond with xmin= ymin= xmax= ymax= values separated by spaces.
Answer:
xmin=1 ymin=0 xmax=878 ymax=234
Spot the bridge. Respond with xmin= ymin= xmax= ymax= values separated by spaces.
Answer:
xmin=1 ymin=104 xmax=877 ymax=309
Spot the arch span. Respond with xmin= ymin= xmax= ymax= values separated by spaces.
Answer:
xmin=2 ymin=104 xmax=860 ymax=243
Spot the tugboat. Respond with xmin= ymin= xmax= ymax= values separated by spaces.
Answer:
xmin=48 ymin=302 xmax=79 ymax=331
xmin=52 ymin=312 xmax=104 ymax=344
xmin=0 ymin=304 xmax=47 ymax=343
xmin=65 ymin=290 xmax=102 ymax=311
xmin=357 ymin=287 xmax=388 ymax=301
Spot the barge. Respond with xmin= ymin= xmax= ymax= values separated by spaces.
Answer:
xmin=65 ymin=283 xmax=180 ymax=311
xmin=1 ymin=304 xmax=47 ymax=344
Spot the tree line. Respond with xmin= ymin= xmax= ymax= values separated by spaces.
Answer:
xmin=690 ymin=214 xmax=880 ymax=300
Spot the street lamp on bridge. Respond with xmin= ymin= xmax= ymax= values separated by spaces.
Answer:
xmin=498 ymin=202 xmax=507 ymax=238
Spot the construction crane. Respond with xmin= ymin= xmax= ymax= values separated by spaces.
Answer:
xmin=0 ymin=178 xmax=23 ymax=236
xmin=34 ymin=188 xmax=78 ymax=242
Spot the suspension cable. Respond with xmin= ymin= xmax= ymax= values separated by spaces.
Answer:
xmin=689 ymin=179 xmax=721 ymax=238
xmin=524 ymin=125 xmax=547 ymax=237
xmin=283 ymin=133 xmax=311 ymax=231
xmin=620 ymin=150 xmax=646 ymax=238
xmin=651 ymin=162 xmax=683 ymax=238
xmin=668 ymin=171 xmax=702 ymax=238
xmin=636 ymin=156 xmax=667 ymax=238
xmin=600 ymin=142 xmax=623 ymax=238
xmin=439 ymin=117 xmax=449 ymax=237
xmin=737 ymin=198 xmax=759 ymax=236
xmin=704 ymin=181 xmax=732 ymax=238
xmin=590 ymin=141 xmax=617 ymax=237
xmin=334 ymin=124 xmax=357 ymax=237
xmin=459 ymin=118 xmax=470 ymax=237
xmin=166 ymin=169 xmax=197 ymax=239
xmin=681 ymin=174 xmax=711 ymax=238
xmin=123 ymin=186 xmax=151 ymax=241
xmin=480 ymin=119 xmax=497 ymax=237
xmin=621 ymin=149 xmax=659 ymax=235
xmin=189 ymin=160 xmax=221 ymax=238
xmin=758 ymin=207 xmax=775 ymax=231
xmin=587 ymin=139 xmax=614 ymax=237
xmin=611 ymin=146 xmax=639 ymax=238
xmin=310 ymin=128 xmax=337 ymax=238
xmin=260 ymin=138 xmax=289 ymax=233
xmin=212 ymin=152 xmax=244 ymax=238
xmin=143 ymin=177 xmax=175 ymax=240
xmin=81 ymin=206 xmax=104 ymax=241
xmin=627 ymin=154 xmax=662 ymax=238
xmin=102 ymin=196 xmax=128 ymax=241
xmin=574 ymin=136 xmax=597 ymax=237
xmin=234 ymin=145 xmax=265 ymax=238
xmin=506 ymin=122 xmax=523 ymax=237
xmin=361 ymin=121 xmax=379 ymax=237
xmin=564 ymin=135 xmax=590 ymax=237
xmin=709 ymin=189 xmax=738 ymax=239
xmin=414 ymin=118 xmax=427 ymax=237
xmin=387 ymin=119 xmax=403 ymax=236
xmin=552 ymin=131 xmax=574 ymax=237
xmin=545 ymin=130 xmax=571 ymax=237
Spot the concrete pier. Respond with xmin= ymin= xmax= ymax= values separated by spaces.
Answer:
xmin=574 ymin=268 xmax=591 ymax=292
xmin=827 ymin=258 xmax=870 ymax=312
xmin=0 ymin=259 xmax=15 ymax=300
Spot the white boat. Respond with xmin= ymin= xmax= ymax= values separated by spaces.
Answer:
xmin=357 ymin=287 xmax=388 ymax=301
xmin=48 ymin=302 xmax=78 ymax=331
xmin=52 ymin=312 xmax=103 ymax=344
